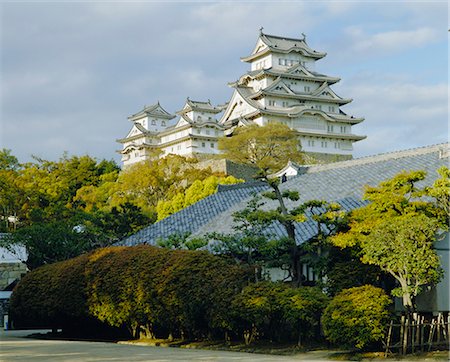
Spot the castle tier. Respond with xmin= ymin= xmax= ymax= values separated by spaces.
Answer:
xmin=117 ymin=99 xmax=224 ymax=167
xmin=219 ymin=31 xmax=365 ymax=161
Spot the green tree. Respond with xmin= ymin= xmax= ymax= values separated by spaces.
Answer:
xmin=322 ymin=285 xmax=392 ymax=350
xmin=425 ymin=166 xmax=450 ymax=226
xmin=331 ymin=170 xmax=445 ymax=311
xmin=231 ymin=281 xmax=328 ymax=345
xmin=0 ymin=155 xmax=23 ymax=231
xmin=156 ymin=175 xmax=243 ymax=220
xmin=219 ymin=123 xmax=308 ymax=284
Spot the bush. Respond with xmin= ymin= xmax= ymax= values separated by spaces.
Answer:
xmin=10 ymin=253 xmax=91 ymax=330
xmin=321 ymin=285 xmax=392 ymax=350
xmin=10 ymin=245 xmax=250 ymax=340
xmin=231 ymin=281 xmax=328 ymax=344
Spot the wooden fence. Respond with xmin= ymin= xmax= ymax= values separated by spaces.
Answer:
xmin=384 ymin=313 xmax=449 ymax=356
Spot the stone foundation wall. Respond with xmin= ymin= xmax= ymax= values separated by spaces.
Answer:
xmin=0 ymin=263 xmax=27 ymax=290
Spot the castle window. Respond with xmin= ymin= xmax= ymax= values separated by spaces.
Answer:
xmin=210 ymin=143 xmax=214 ymax=148
xmin=334 ymin=142 xmax=340 ymax=149
xmin=340 ymin=126 xmax=347 ymax=133
xmin=321 ymin=141 xmax=328 ymax=148
xmin=202 ymin=142 xmax=206 ymax=147
xmin=282 ymin=101 xmax=289 ymax=107
xmin=268 ymin=100 xmax=276 ymax=106
xmin=304 ymin=86 xmax=310 ymax=92
xmin=308 ymin=140 xmax=315 ymax=147
xmin=151 ymin=120 xmax=156 ymax=125
xmin=314 ymin=104 xmax=322 ymax=110
xmin=161 ymin=120 xmax=166 ymax=126
xmin=328 ymin=106 xmax=335 ymax=113
xmin=327 ymin=125 xmax=334 ymax=132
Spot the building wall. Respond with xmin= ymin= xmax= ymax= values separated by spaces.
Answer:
xmin=415 ymin=232 xmax=450 ymax=313
xmin=0 ymin=262 xmax=27 ymax=290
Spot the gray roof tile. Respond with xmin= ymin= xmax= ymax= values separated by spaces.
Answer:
xmin=119 ymin=143 xmax=449 ymax=246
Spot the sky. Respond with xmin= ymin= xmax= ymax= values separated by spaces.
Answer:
xmin=0 ymin=0 xmax=448 ymax=165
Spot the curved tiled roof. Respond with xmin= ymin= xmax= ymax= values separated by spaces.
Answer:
xmin=119 ymin=143 xmax=449 ymax=246
xmin=120 ymin=182 xmax=268 ymax=246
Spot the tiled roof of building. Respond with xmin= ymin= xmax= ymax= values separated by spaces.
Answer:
xmin=120 ymin=182 xmax=268 ymax=246
xmin=119 ymin=143 xmax=449 ymax=246
xmin=177 ymin=98 xmax=222 ymax=115
xmin=241 ymin=32 xmax=326 ymax=62
xmin=128 ymin=102 xmax=176 ymax=121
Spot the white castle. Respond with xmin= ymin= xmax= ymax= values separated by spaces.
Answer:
xmin=118 ymin=31 xmax=365 ymax=167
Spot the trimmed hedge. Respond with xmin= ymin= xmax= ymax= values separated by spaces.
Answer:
xmin=321 ymin=285 xmax=392 ymax=350
xmin=10 ymin=252 xmax=90 ymax=330
xmin=10 ymin=245 xmax=250 ymax=339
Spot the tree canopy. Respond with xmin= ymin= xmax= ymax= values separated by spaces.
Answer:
xmin=331 ymin=169 xmax=448 ymax=311
xmin=218 ymin=123 xmax=305 ymax=177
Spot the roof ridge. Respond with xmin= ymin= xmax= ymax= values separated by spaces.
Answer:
xmin=306 ymin=143 xmax=449 ymax=173
xmin=217 ymin=181 xmax=267 ymax=192
xmin=262 ymin=33 xmax=305 ymax=43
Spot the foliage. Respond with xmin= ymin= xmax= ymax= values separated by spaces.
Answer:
xmin=321 ymin=285 xmax=392 ymax=350
xmin=323 ymin=246 xmax=387 ymax=297
xmin=331 ymin=170 xmax=445 ymax=310
xmin=10 ymin=253 xmax=91 ymax=330
xmin=156 ymin=175 xmax=243 ymax=220
xmin=425 ymin=166 xmax=450 ymax=226
xmin=10 ymin=245 xmax=250 ymax=340
xmin=231 ymin=281 xmax=328 ymax=344
xmin=1 ymin=150 xmax=231 ymax=266
xmin=156 ymin=232 xmax=208 ymax=250
xmin=359 ymin=214 xmax=442 ymax=306
xmin=218 ymin=123 xmax=304 ymax=176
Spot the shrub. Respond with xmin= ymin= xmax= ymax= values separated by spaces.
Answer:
xmin=231 ymin=281 xmax=328 ymax=344
xmin=10 ymin=253 xmax=91 ymax=330
xmin=86 ymin=245 xmax=249 ymax=340
xmin=321 ymin=285 xmax=392 ymax=350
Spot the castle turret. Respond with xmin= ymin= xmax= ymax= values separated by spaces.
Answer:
xmin=220 ymin=31 xmax=365 ymax=161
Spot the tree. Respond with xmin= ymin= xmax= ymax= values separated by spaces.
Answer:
xmin=156 ymin=232 xmax=208 ymax=251
xmin=231 ymin=281 xmax=328 ymax=345
xmin=218 ymin=123 xmax=304 ymax=175
xmin=331 ymin=170 xmax=446 ymax=312
xmin=218 ymin=123 xmax=308 ymax=284
xmin=322 ymin=285 xmax=392 ymax=350
xmin=425 ymin=166 xmax=450 ymax=227
xmin=156 ymin=175 xmax=243 ymax=220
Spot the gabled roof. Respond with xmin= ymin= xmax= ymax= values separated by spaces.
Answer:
xmin=128 ymin=102 xmax=175 ymax=121
xmin=232 ymin=86 xmax=364 ymax=124
xmin=230 ymin=65 xmax=340 ymax=87
xmin=241 ymin=31 xmax=326 ymax=62
xmin=119 ymin=143 xmax=449 ymax=246
xmin=310 ymin=82 xmax=351 ymax=104
xmin=177 ymin=98 xmax=222 ymax=115
xmin=116 ymin=123 xmax=158 ymax=143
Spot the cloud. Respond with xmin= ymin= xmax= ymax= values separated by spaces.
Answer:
xmin=346 ymin=27 xmax=439 ymax=54
xmin=342 ymin=78 xmax=448 ymax=157
xmin=0 ymin=2 xmax=447 ymax=164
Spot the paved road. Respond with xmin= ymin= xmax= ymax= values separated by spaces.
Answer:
xmin=0 ymin=330 xmax=333 ymax=362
